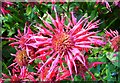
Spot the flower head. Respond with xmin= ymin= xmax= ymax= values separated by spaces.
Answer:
xmin=72 ymin=56 xmax=103 ymax=80
xmin=15 ymin=50 xmax=28 ymax=67
xmin=9 ymin=23 xmax=33 ymax=49
xmin=28 ymin=8 xmax=104 ymax=80
xmin=8 ymin=22 xmax=38 ymax=60
xmin=113 ymin=0 xmax=120 ymax=7
xmin=7 ymin=7 xmax=103 ymax=80
xmin=2 ymin=66 xmax=35 ymax=82
xmin=36 ymin=62 xmax=71 ymax=81
xmin=1 ymin=2 xmax=13 ymax=15
xmin=105 ymin=29 xmax=120 ymax=52
xmin=96 ymin=0 xmax=111 ymax=11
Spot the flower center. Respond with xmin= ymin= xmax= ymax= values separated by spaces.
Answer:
xmin=52 ymin=32 xmax=74 ymax=53
xmin=15 ymin=50 xmax=28 ymax=66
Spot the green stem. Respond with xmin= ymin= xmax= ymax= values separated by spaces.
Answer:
xmin=105 ymin=17 xmax=118 ymax=30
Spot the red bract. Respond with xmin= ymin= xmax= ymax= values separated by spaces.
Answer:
xmin=9 ymin=23 xmax=38 ymax=59
xmin=2 ymin=66 xmax=35 ymax=82
xmin=72 ymin=56 xmax=104 ymax=80
xmin=105 ymin=30 xmax=120 ymax=52
xmin=36 ymin=62 xmax=71 ymax=81
xmin=113 ymin=0 xmax=120 ymax=7
xmin=96 ymin=0 xmax=111 ymax=11
xmin=0 ymin=7 xmax=10 ymax=15
xmin=27 ymin=8 xmax=104 ymax=80
xmin=1 ymin=2 xmax=13 ymax=15
xmin=9 ymin=23 xmax=33 ymax=49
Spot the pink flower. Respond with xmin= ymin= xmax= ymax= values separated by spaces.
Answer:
xmin=8 ymin=8 xmax=104 ymax=81
xmin=2 ymin=66 xmax=35 ymax=82
xmin=9 ymin=22 xmax=38 ymax=59
xmin=72 ymin=56 xmax=104 ymax=80
xmin=105 ymin=29 xmax=120 ymax=52
xmin=96 ymin=0 xmax=111 ymax=11
xmin=9 ymin=22 xmax=33 ymax=49
xmin=113 ymin=0 xmax=120 ymax=7
xmin=0 ymin=7 xmax=10 ymax=15
xmin=0 ymin=78 xmax=4 ymax=83
xmin=29 ymin=8 xmax=103 ymax=80
xmin=36 ymin=62 xmax=71 ymax=81
xmin=1 ymin=2 xmax=13 ymax=15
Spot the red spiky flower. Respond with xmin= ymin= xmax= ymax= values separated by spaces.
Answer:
xmin=96 ymin=0 xmax=111 ymax=11
xmin=1 ymin=1 xmax=13 ymax=15
xmin=8 ymin=22 xmax=38 ymax=60
xmin=2 ymin=66 xmax=35 ymax=82
xmin=105 ymin=29 xmax=120 ymax=52
xmin=26 ymin=8 xmax=104 ymax=80
xmin=72 ymin=56 xmax=104 ymax=80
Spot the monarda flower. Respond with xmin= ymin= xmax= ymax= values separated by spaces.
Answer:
xmin=72 ymin=56 xmax=103 ymax=80
xmin=96 ymin=0 xmax=111 ymax=11
xmin=2 ymin=66 xmax=35 ymax=82
xmin=9 ymin=23 xmax=38 ymax=59
xmin=1 ymin=1 xmax=13 ymax=15
xmin=37 ymin=64 xmax=59 ymax=81
xmin=36 ymin=59 xmax=71 ymax=81
xmin=9 ymin=23 xmax=33 ymax=49
xmin=28 ymin=8 xmax=104 ymax=80
xmin=113 ymin=0 xmax=120 ymax=7
xmin=105 ymin=29 xmax=120 ymax=52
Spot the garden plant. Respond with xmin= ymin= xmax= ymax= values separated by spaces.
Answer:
xmin=1 ymin=0 xmax=120 ymax=82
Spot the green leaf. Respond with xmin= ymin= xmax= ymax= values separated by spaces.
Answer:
xmin=12 ymin=14 xmax=23 ymax=23
xmin=5 ymin=14 xmax=13 ymax=22
xmin=4 ymin=78 xmax=10 ymax=83
xmin=7 ymin=30 xmax=15 ymax=36
xmin=2 ymin=28 xmax=6 ymax=34
xmin=106 ymin=52 xmax=120 ymax=67
xmin=74 ymin=75 xmax=82 ymax=81
xmin=2 ymin=62 xmax=9 ymax=74
xmin=26 ymin=4 xmax=32 ymax=16
xmin=0 ymin=15 xmax=4 ymax=23
xmin=2 ymin=41 xmax=8 ymax=46
xmin=3 ymin=23 xmax=10 ymax=29
xmin=90 ymin=10 xmax=98 ymax=21
xmin=105 ymin=65 xmax=112 ymax=81
xmin=34 ymin=59 xmax=42 ymax=64
xmin=28 ymin=65 xmax=36 ymax=72
xmin=105 ymin=18 xmax=118 ymax=29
